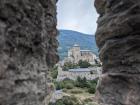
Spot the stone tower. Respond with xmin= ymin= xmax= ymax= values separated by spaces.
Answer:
xmin=72 ymin=44 xmax=81 ymax=63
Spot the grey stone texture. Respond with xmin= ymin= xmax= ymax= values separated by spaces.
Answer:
xmin=0 ymin=0 xmax=58 ymax=105
xmin=95 ymin=0 xmax=140 ymax=105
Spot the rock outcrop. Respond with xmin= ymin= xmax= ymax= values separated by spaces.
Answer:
xmin=95 ymin=0 xmax=140 ymax=105
xmin=0 ymin=0 xmax=58 ymax=105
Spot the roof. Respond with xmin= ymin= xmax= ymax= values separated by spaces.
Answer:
xmin=73 ymin=44 xmax=79 ymax=47
xmin=80 ymin=50 xmax=92 ymax=52
xmin=69 ymin=68 xmax=91 ymax=72
xmin=80 ymin=50 xmax=97 ymax=55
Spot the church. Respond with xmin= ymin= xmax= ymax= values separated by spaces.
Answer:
xmin=65 ymin=44 xmax=97 ymax=64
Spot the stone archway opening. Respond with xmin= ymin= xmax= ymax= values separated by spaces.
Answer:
xmin=0 ymin=0 xmax=139 ymax=105
xmin=52 ymin=0 xmax=103 ymax=104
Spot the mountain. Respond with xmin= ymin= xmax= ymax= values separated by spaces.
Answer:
xmin=57 ymin=30 xmax=98 ymax=60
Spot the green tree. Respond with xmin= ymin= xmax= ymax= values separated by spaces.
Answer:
xmin=63 ymin=62 xmax=78 ymax=71
xmin=75 ymin=76 xmax=87 ymax=88
xmin=88 ymin=84 xmax=96 ymax=94
xmin=51 ymin=66 xmax=58 ymax=79
xmin=78 ymin=60 xmax=91 ymax=68
xmin=65 ymin=83 xmax=74 ymax=89
xmin=83 ymin=77 xmax=87 ymax=87
xmin=90 ymin=71 xmax=93 ymax=74
xmin=49 ymin=96 xmax=83 ymax=105
xmin=54 ymin=79 xmax=75 ymax=90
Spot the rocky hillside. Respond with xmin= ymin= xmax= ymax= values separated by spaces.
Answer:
xmin=58 ymin=30 xmax=98 ymax=60
xmin=95 ymin=0 xmax=140 ymax=105
xmin=0 ymin=0 xmax=58 ymax=105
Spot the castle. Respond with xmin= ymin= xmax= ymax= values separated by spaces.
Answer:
xmin=65 ymin=44 xmax=97 ymax=64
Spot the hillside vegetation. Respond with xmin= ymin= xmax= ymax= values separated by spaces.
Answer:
xmin=58 ymin=30 xmax=98 ymax=60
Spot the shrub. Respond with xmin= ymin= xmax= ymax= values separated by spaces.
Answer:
xmin=63 ymin=88 xmax=67 ymax=92
xmin=75 ymin=76 xmax=88 ymax=88
xmin=90 ymin=64 xmax=102 ymax=67
xmin=78 ymin=60 xmax=91 ymax=68
xmin=88 ymin=84 xmax=96 ymax=94
xmin=51 ymin=69 xmax=58 ymax=79
xmin=63 ymin=62 xmax=78 ymax=71
xmin=70 ymin=89 xmax=83 ymax=94
xmin=50 ymin=96 xmax=83 ymax=105
xmin=90 ymin=71 xmax=93 ymax=74
xmin=54 ymin=80 xmax=75 ymax=90
xmin=55 ymin=81 xmax=65 ymax=90
xmin=51 ymin=66 xmax=58 ymax=79
xmin=84 ymin=98 xmax=93 ymax=103
xmin=65 ymin=83 xmax=74 ymax=89
xmin=54 ymin=77 xmax=98 ymax=94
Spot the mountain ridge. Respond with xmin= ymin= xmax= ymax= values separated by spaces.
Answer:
xmin=57 ymin=30 xmax=98 ymax=60
xmin=58 ymin=29 xmax=94 ymax=36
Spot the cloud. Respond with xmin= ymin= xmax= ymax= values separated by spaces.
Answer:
xmin=57 ymin=0 xmax=98 ymax=34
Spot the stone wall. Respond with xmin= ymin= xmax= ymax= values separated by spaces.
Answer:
xmin=0 ymin=0 xmax=58 ymax=105
xmin=95 ymin=0 xmax=140 ymax=105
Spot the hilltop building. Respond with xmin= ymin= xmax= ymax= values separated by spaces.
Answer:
xmin=65 ymin=44 xmax=97 ymax=64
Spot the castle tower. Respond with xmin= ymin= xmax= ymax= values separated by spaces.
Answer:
xmin=72 ymin=44 xmax=81 ymax=63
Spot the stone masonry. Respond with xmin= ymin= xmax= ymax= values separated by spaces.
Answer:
xmin=95 ymin=0 xmax=140 ymax=105
xmin=0 ymin=0 xmax=58 ymax=105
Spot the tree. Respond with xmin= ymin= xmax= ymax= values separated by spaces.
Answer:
xmin=90 ymin=71 xmax=93 ymax=74
xmin=51 ymin=66 xmax=58 ymax=79
xmin=54 ymin=79 xmax=75 ymax=90
xmin=65 ymin=83 xmax=74 ymax=89
xmin=83 ymin=77 xmax=87 ymax=87
xmin=94 ymin=59 xmax=98 ymax=64
xmin=75 ymin=76 xmax=87 ymax=88
xmin=88 ymin=84 xmax=96 ymax=94
xmin=78 ymin=60 xmax=91 ymax=68
xmin=49 ymin=96 xmax=83 ymax=105
xmin=63 ymin=62 xmax=78 ymax=71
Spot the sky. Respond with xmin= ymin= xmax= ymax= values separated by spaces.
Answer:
xmin=57 ymin=0 xmax=98 ymax=35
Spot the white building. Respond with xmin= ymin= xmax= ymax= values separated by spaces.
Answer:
xmin=66 ymin=44 xmax=97 ymax=64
